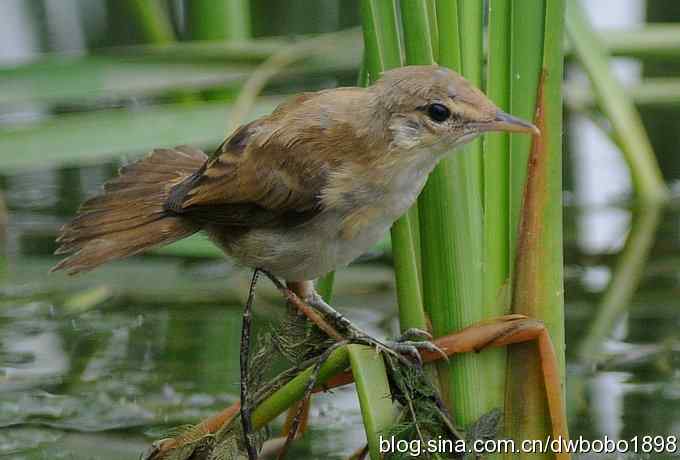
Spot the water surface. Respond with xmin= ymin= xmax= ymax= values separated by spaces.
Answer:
xmin=0 ymin=165 xmax=678 ymax=459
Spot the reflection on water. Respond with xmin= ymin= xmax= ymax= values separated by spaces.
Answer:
xmin=0 ymin=164 xmax=679 ymax=459
xmin=564 ymin=201 xmax=680 ymax=459
xmin=0 ymin=257 xmax=387 ymax=459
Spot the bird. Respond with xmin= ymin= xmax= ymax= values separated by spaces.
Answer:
xmin=52 ymin=65 xmax=536 ymax=282
xmin=52 ymin=65 xmax=538 ymax=459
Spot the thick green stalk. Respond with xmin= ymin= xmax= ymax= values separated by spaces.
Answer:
xmin=361 ymin=0 xmax=426 ymax=332
xmin=566 ymin=3 xmax=668 ymax=204
xmin=355 ymin=4 xmax=416 ymax=457
xmin=419 ymin=0 xmax=461 ymax=413
xmin=504 ymin=1 xmax=567 ymax=457
xmin=458 ymin=1 xmax=484 ymax=90
xmin=187 ymin=0 xmax=251 ymax=40
xmin=508 ymin=0 xmax=546 ymax=256
xmin=456 ymin=0 xmax=484 ymax=206
xmin=426 ymin=0 xmax=439 ymax=61
xmin=360 ymin=0 xmax=402 ymax=79
xmin=412 ymin=0 xmax=485 ymax=425
xmin=123 ymin=0 xmax=175 ymax=44
xmin=399 ymin=0 xmax=435 ymax=64
xmin=391 ymin=212 xmax=426 ymax=330
xmin=348 ymin=345 xmax=396 ymax=460
xmin=541 ymin=0 xmax=568 ymax=387
xmin=395 ymin=0 xmax=427 ymax=295
xmin=455 ymin=0 xmax=486 ymax=417
xmin=483 ymin=0 xmax=512 ymax=415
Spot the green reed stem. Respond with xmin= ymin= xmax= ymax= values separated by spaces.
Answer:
xmin=426 ymin=0 xmax=439 ymax=61
xmin=251 ymin=346 xmax=349 ymax=429
xmin=504 ymin=1 xmax=567 ymax=457
xmin=508 ymin=0 xmax=545 ymax=256
xmin=361 ymin=0 xmax=426 ymax=333
xmin=355 ymin=3 xmax=418 ymax=457
xmin=348 ymin=345 xmax=396 ymax=460
xmin=400 ymin=0 xmax=435 ymax=64
xmin=187 ymin=0 xmax=251 ymax=40
xmin=123 ymin=0 xmax=175 ymax=44
xmin=360 ymin=0 xmax=403 ymax=79
xmin=482 ymin=0 xmax=513 ymax=416
xmin=406 ymin=0 xmax=486 ymax=425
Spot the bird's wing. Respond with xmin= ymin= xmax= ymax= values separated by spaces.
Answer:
xmin=166 ymin=101 xmax=332 ymax=227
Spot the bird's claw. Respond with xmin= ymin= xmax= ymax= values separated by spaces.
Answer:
xmin=396 ymin=339 xmax=448 ymax=362
xmin=344 ymin=331 xmax=447 ymax=368
xmin=389 ymin=328 xmax=447 ymax=364
xmin=384 ymin=340 xmax=424 ymax=366
xmin=396 ymin=327 xmax=433 ymax=342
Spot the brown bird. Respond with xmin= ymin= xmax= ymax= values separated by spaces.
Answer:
xmin=53 ymin=65 xmax=537 ymax=458
xmin=53 ymin=65 xmax=535 ymax=281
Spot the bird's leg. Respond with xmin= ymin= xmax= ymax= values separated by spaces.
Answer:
xmin=302 ymin=290 xmax=366 ymax=337
xmin=262 ymin=274 xmax=391 ymax=351
xmin=260 ymin=271 xmax=346 ymax=341
xmin=240 ymin=269 xmax=261 ymax=460
xmin=259 ymin=272 xmax=441 ymax=366
xmin=304 ymin=288 xmax=448 ymax=365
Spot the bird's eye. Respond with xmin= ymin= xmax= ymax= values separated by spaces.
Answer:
xmin=427 ymin=103 xmax=451 ymax=123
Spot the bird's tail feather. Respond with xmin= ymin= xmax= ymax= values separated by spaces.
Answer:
xmin=52 ymin=145 xmax=207 ymax=275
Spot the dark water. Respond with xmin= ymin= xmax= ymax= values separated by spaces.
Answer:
xmin=0 ymin=165 xmax=678 ymax=459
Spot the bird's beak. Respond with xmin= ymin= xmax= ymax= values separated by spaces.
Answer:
xmin=474 ymin=110 xmax=540 ymax=135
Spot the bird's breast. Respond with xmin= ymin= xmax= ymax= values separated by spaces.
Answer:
xmin=335 ymin=155 xmax=437 ymax=242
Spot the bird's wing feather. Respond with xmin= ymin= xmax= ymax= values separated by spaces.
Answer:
xmin=168 ymin=96 xmax=335 ymax=227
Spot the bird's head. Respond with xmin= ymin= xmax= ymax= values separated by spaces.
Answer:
xmin=371 ymin=65 xmax=538 ymax=155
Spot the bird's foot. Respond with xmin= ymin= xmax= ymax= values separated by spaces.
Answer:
xmin=387 ymin=328 xmax=448 ymax=366
xmin=304 ymin=293 xmax=442 ymax=367
xmin=344 ymin=330 xmax=445 ymax=368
